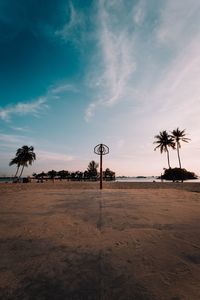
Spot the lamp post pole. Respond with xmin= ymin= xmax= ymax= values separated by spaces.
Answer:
xmin=100 ymin=144 xmax=103 ymax=189
xmin=94 ymin=143 xmax=109 ymax=190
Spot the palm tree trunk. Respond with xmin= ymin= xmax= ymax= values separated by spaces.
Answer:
xmin=166 ymin=148 xmax=171 ymax=168
xmin=19 ymin=165 xmax=25 ymax=178
xmin=177 ymin=144 xmax=182 ymax=169
xmin=14 ymin=166 xmax=20 ymax=177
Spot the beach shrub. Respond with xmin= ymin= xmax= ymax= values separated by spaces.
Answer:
xmin=103 ymin=168 xmax=115 ymax=181
xmin=87 ymin=160 xmax=99 ymax=181
xmin=32 ymin=166 xmax=116 ymax=182
xmin=161 ymin=168 xmax=198 ymax=182
xmin=48 ymin=170 xmax=57 ymax=179
xmin=57 ymin=170 xmax=70 ymax=180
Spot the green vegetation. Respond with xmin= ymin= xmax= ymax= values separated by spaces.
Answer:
xmin=9 ymin=145 xmax=36 ymax=178
xmin=104 ymin=168 xmax=115 ymax=181
xmin=154 ymin=130 xmax=175 ymax=168
xmin=154 ymin=128 xmax=197 ymax=181
xmin=32 ymin=161 xmax=115 ymax=182
xmin=162 ymin=168 xmax=197 ymax=181
xmin=171 ymin=128 xmax=190 ymax=169
xmin=87 ymin=160 xmax=99 ymax=180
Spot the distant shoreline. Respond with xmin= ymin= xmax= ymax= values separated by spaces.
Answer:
xmin=1 ymin=176 xmax=199 ymax=184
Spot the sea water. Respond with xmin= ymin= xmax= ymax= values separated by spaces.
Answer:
xmin=0 ymin=177 xmax=16 ymax=183
xmin=115 ymin=177 xmax=200 ymax=183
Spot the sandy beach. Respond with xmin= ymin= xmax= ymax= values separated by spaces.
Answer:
xmin=0 ymin=182 xmax=200 ymax=299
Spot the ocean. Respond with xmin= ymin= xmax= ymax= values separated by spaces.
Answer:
xmin=0 ymin=177 xmax=199 ymax=183
xmin=0 ymin=177 xmax=14 ymax=183
xmin=115 ymin=177 xmax=200 ymax=183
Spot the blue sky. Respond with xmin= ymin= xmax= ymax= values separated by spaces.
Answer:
xmin=1 ymin=0 xmax=200 ymax=176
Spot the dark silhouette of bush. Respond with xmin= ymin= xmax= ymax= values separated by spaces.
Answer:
xmin=32 ymin=166 xmax=116 ymax=182
xmin=103 ymin=168 xmax=116 ymax=181
xmin=161 ymin=168 xmax=198 ymax=182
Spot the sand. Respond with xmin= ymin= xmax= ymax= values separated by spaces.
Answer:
xmin=0 ymin=181 xmax=200 ymax=299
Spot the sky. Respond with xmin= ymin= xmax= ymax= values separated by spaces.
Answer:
xmin=1 ymin=0 xmax=200 ymax=177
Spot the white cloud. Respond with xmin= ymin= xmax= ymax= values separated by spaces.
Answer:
xmin=0 ymin=80 xmax=78 ymax=122
xmin=55 ymin=1 xmax=84 ymax=42
xmin=148 ymin=36 xmax=200 ymax=121
xmin=85 ymin=0 xmax=136 ymax=121
xmin=11 ymin=126 xmax=30 ymax=132
xmin=0 ymin=133 xmax=35 ymax=153
xmin=85 ymin=102 xmax=99 ymax=122
xmin=85 ymin=0 xmax=200 ymax=132
xmin=0 ymin=133 xmax=23 ymax=144
xmin=50 ymin=83 xmax=78 ymax=94
xmin=132 ymin=0 xmax=145 ymax=25
xmin=156 ymin=0 xmax=200 ymax=45
xmin=0 ymin=97 xmax=48 ymax=121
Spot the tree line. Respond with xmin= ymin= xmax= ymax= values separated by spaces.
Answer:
xmin=33 ymin=165 xmax=115 ymax=182
xmin=9 ymin=147 xmax=115 ymax=181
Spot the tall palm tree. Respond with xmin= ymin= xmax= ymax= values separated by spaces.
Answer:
xmin=9 ymin=146 xmax=36 ymax=178
xmin=154 ymin=130 xmax=175 ymax=168
xmin=9 ymin=157 xmax=21 ymax=177
xmin=171 ymin=128 xmax=190 ymax=169
xmin=18 ymin=146 xmax=36 ymax=178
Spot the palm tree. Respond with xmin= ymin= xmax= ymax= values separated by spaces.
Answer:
xmin=154 ymin=130 xmax=175 ymax=168
xmin=9 ymin=157 xmax=21 ymax=177
xmin=9 ymin=146 xmax=36 ymax=178
xmin=171 ymin=128 xmax=190 ymax=169
xmin=18 ymin=146 xmax=36 ymax=178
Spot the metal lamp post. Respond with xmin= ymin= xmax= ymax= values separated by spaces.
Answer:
xmin=94 ymin=143 xmax=109 ymax=189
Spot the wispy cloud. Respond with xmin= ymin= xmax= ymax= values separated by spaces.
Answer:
xmin=85 ymin=0 xmax=136 ymax=121
xmin=0 ymin=133 xmax=34 ymax=152
xmin=156 ymin=0 xmax=200 ymax=46
xmin=0 ymin=97 xmax=48 ymax=122
xmin=55 ymin=1 xmax=84 ymax=42
xmin=85 ymin=0 xmax=200 ymax=123
xmin=50 ymin=83 xmax=78 ymax=94
xmin=11 ymin=126 xmax=30 ymax=133
xmin=132 ymin=0 xmax=146 ymax=26
xmin=150 ymin=37 xmax=200 ymax=127
xmin=144 ymin=1 xmax=200 ymax=125
xmin=0 ymin=80 xmax=78 ymax=122
xmin=0 ymin=133 xmax=23 ymax=144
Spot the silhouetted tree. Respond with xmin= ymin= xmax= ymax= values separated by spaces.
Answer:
xmin=57 ymin=170 xmax=69 ymax=180
xmin=162 ymin=168 xmax=197 ymax=182
xmin=103 ymin=168 xmax=115 ymax=181
xmin=87 ymin=160 xmax=99 ymax=180
xmin=83 ymin=170 xmax=89 ymax=181
xmin=48 ymin=170 xmax=57 ymax=179
xmin=9 ymin=157 xmax=21 ymax=177
xmin=10 ymin=146 xmax=36 ymax=178
xmin=171 ymin=128 xmax=190 ymax=169
xmin=154 ymin=131 xmax=175 ymax=168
